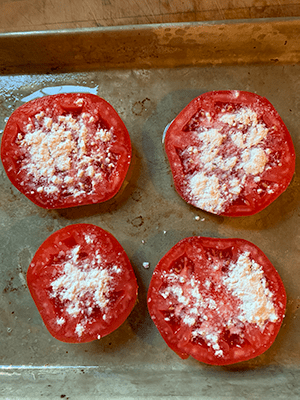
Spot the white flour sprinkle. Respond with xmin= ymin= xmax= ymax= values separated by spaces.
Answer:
xmin=50 ymin=245 xmax=111 ymax=316
xmin=17 ymin=103 xmax=115 ymax=200
xmin=75 ymin=323 xmax=85 ymax=337
xmin=180 ymin=106 xmax=272 ymax=214
xmin=223 ymin=252 xmax=277 ymax=328
xmin=143 ymin=262 xmax=150 ymax=269
xmin=189 ymin=172 xmax=222 ymax=213
xmin=158 ymin=251 xmax=278 ymax=357
xmin=50 ymin=242 xmax=122 ymax=337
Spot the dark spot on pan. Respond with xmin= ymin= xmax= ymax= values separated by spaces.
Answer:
xmin=131 ymin=215 xmax=144 ymax=227
xmin=132 ymin=190 xmax=142 ymax=202
xmin=132 ymin=98 xmax=151 ymax=116
xmin=3 ymin=276 xmax=18 ymax=293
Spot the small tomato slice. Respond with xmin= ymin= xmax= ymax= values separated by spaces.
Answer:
xmin=147 ymin=237 xmax=286 ymax=365
xmin=164 ymin=90 xmax=295 ymax=216
xmin=1 ymin=93 xmax=131 ymax=209
xmin=27 ymin=224 xmax=138 ymax=343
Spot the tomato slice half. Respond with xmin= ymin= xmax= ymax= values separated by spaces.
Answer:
xmin=1 ymin=93 xmax=131 ymax=209
xmin=164 ymin=90 xmax=295 ymax=216
xmin=27 ymin=224 xmax=138 ymax=343
xmin=147 ymin=236 xmax=286 ymax=365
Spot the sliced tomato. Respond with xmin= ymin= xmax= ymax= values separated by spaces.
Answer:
xmin=1 ymin=93 xmax=131 ymax=209
xmin=164 ymin=90 xmax=295 ymax=216
xmin=147 ymin=236 xmax=286 ymax=365
xmin=27 ymin=224 xmax=138 ymax=343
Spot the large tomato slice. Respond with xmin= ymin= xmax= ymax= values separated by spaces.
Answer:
xmin=27 ymin=224 xmax=138 ymax=343
xmin=1 ymin=93 xmax=131 ymax=209
xmin=164 ymin=90 xmax=295 ymax=216
xmin=147 ymin=237 xmax=286 ymax=365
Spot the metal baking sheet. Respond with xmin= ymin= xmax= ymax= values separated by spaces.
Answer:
xmin=1 ymin=18 xmax=300 ymax=399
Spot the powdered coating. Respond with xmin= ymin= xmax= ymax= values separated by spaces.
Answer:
xmin=51 ymin=245 xmax=111 ymax=317
xmin=50 ymin=238 xmax=122 ymax=337
xmin=223 ymin=252 xmax=277 ymax=328
xmin=180 ymin=106 xmax=275 ymax=214
xmin=158 ymin=251 xmax=278 ymax=357
xmin=17 ymin=100 xmax=117 ymax=199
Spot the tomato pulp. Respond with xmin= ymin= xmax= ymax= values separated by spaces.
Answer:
xmin=27 ymin=224 xmax=138 ymax=343
xmin=164 ymin=90 xmax=295 ymax=216
xmin=147 ymin=236 xmax=286 ymax=365
xmin=1 ymin=93 xmax=131 ymax=208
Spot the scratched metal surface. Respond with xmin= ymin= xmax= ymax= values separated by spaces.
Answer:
xmin=0 ymin=19 xmax=300 ymax=399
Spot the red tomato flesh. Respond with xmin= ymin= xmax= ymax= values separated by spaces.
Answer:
xmin=164 ymin=90 xmax=295 ymax=216
xmin=27 ymin=224 xmax=138 ymax=343
xmin=1 ymin=93 xmax=131 ymax=209
xmin=147 ymin=237 xmax=286 ymax=365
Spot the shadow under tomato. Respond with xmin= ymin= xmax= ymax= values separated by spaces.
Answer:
xmin=62 ymin=261 xmax=146 ymax=357
xmin=131 ymin=229 xmax=290 ymax=373
xmin=173 ymin=167 xmax=300 ymax=236
xmin=220 ymin=171 xmax=300 ymax=232
xmin=185 ymin=341 xmax=284 ymax=373
xmin=141 ymin=86 xmax=300 ymax=232
xmin=66 ymin=305 xmax=141 ymax=358
xmin=89 ymin=319 xmax=136 ymax=354
xmin=124 ymin=266 xmax=150 ymax=338
xmin=52 ymin=144 xmax=142 ymax=222
xmin=141 ymin=88 xmax=208 ymax=202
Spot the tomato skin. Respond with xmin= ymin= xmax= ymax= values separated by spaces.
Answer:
xmin=27 ymin=224 xmax=138 ymax=343
xmin=1 ymin=93 xmax=131 ymax=209
xmin=164 ymin=90 xmax=295 ymax=216
xmin=147 ymin=236 xmax=286 ymax=365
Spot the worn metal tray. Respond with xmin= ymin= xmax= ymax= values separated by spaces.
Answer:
xmin=1 ymin=17 xmax=300 ymax=399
